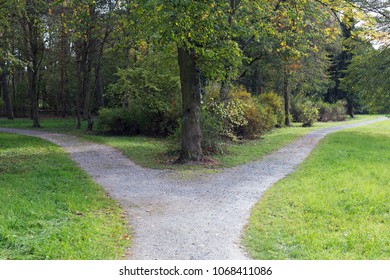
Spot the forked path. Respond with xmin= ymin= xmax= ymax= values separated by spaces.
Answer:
xmin=0 ymin=118 xmax=386 ymax=259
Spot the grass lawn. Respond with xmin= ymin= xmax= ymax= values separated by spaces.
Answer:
xmin=0 ymin=133 xmax=130 ymax=259
xmin=243 ymin=120 xmax=390 ymax=259
xmin=0 ymin=115 xmax=381 ymax=170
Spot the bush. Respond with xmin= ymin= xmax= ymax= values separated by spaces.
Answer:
xmin=317 ymin=100 xmax=347 ymax=122
xmin=331 ymin=100 xmax=347 ymax=121
xmin=209 ymin=87 xmax=278 ymax=139
xmin=317 ymin=100 xmax=332 ymax=122
xmin=207 ymin=97 xmax=248 ymax=140
xmin=239 ymin=102 xmax=277 ymax=138
xmin=172 ymin=86 xmax=283 ymax=156
xmin=200 ymin=107 xmax=225 ymax=155
xmin=258 ymin=92 xmax=285 ymax=127
xmin=104 ymin=66 xmax=181 ymax=136
xmin=300 ymin=101 xmax=319 ymax=127
xmin=97 ymin=108 xmax=140 ymax=135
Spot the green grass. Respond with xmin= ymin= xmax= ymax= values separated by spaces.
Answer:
xmin=243 ymin=120 xmax=390 ymax=259
xmin=0 ymin=115 xmax=382 ymax=171
xmin=0 ymin=133 xmax=130 ymax=259
xmin=215 ymin=115 xmax=381 ymax=168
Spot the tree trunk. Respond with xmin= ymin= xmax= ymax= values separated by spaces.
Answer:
xmin=347 ymin=103 xmax=354 ymax=118
xmin=12 ymin=72 xmax=17 ymax=117
xmin=60 ymin=60 xmax=66 ymax=117
xmin=283 ymin=65 xmax=290 ymax=127
xmin=59 ymin=24 xmax=67 ymax=118
xmin=82 ymin=65 xmax=91 ymax=120
xmin=28 ymin=67 xmax=40 ymax=128
xmin=95 ymin=73 xmax=104 ymax=109
xmin=177 ymin=47 xmax=203 ymax=162
xmin=20 ymin=3 xmax=41 ymax=128
xmin=76 ymin=75 xmax=82 ymax=130
xmin=0 ymin=68 xmax=14 ymax=119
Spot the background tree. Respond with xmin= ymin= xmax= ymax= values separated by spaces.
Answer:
xmin=0 ymin=0 xmax=15 ymax=119
xmin=17 ymin=0 xmax=49 ymax=128
xmin=341 ymin=44 xmax=389 ymax=113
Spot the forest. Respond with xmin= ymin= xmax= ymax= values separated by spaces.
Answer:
xmin=1 ymin=0 xmax=389 ymax=162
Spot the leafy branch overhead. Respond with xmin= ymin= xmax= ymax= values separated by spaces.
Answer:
xmin=0 ymin=0 xmax=388 ymax=161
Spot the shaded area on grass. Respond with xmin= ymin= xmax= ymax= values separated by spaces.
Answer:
xmin=0 ymin=133 xmax=130 ymax=260
xmin=243 ymin=120 xmax=390 ymax=259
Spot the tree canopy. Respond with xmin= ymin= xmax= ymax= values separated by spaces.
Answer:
xmin=0 ymin=0 xmax=388 ymax=162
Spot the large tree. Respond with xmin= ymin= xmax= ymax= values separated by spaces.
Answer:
xmin=152 ymin=1 xmax=242 ymax=162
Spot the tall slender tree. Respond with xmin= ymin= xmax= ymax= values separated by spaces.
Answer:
xmin=18 ymin=0 xmax=48 ymax=127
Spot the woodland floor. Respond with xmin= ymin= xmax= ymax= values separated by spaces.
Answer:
xmin=0 ymin=117 xmax=386 ymax=260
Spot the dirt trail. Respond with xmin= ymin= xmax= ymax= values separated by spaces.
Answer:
xmin=0 ymin=117 xmax=386 ymax=259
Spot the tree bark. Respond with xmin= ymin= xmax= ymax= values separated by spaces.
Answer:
xmin=28 ymin=66 xmax=40 ymax=128
xmin=283 ymin=65 xmax=290 ymax=127
xmin=95 ymin=73 xmax=104 ymax=109
xmin=347 ymin=103 xmax=354 ymax=118
xmin=20 ymin=2 xmax=41 ymax=128
xmin=59 ymin=21 xmax=68 ymax=118
xmin=177 ymin=47 xmax=204 ymax=162
xmin=0 ymin=67 xmax=14 ymax=119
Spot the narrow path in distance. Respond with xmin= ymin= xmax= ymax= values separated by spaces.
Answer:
xmin=0 ymin=117 xmax=386 ymax=260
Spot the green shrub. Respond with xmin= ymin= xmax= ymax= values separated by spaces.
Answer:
xmin=258 ymin=92 xmax=285 ymax=127
xmin=317 ymin=100 xmax=346 ymax=122
xmin=97 ymin=108 xmax=140 ymax=135
xmin=300 ymin=101 xmax=319 ymax=127
xmin=171 ymin=86 xmax=283 ymax=156
xmin=317 ymin=100 xmax=333 ymax=122
xmin=228 ymin=88 xmax=277 ymax=139
xmin=104 ymin=66 xmax=181 ymax=136
xmin=207 ymin=97 xmax=248 ymax=140
xmin=331 ymin=100 xmax=347 ymax=121
xmin=200 ymin=106 xmax=225 ymax=155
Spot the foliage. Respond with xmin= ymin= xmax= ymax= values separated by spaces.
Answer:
xmin=97 ymin=107 xmax=140 ymax=135
xmin=301 ymin=101 xmax=319 ymax=127
xmin=153 ymin=0 xmax=243 ymax=80
xmin=207 ymin=98 xmax=247 ymax=140
xmin=103 ymin=50 xmax=181 ymax=135
xmin=317 ymin=100 xmax=347 ymax=122
xmin=291 ymin=95 xmax=319 ymax=126
xmin=203 ymin=87 xmax=279 ymax=141
xmin=258 ymin=92 xmax=285 ymax=127
xmin=341 ymin=47 xmax=390 ymax=113
xmin=200 ymin=107 xmax=225 ymax=155
xmin=230 ymin=88 xmax=278 ymax=138
xmin=241 ymin=101 xmax=277 ymax=138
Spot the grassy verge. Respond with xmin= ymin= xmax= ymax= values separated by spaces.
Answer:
xmin=0 ymin=115 xmax=382 ymax=170
xmin=0 ymin=133 xmax=130 ymax=259
xmin=243 ymin=120 xmax=390 ymax=259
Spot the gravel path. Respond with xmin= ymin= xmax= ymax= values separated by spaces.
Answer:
xmin=0 ymin=117 xmax=386 ymax=260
